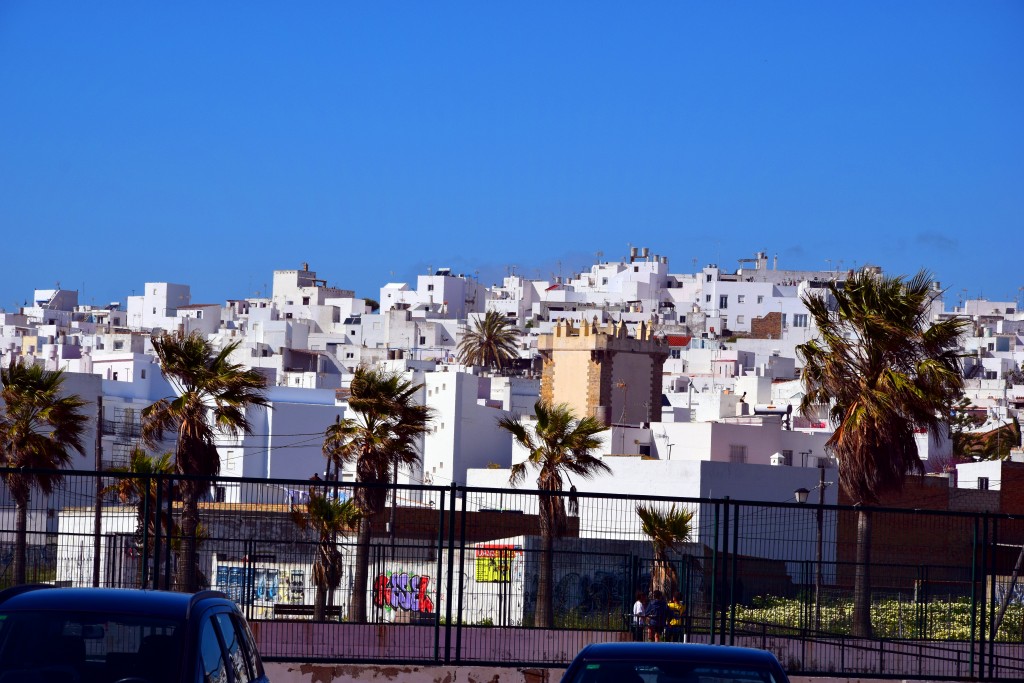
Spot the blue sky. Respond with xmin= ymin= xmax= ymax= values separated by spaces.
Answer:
xmin=1 ymin=2 xmax=1021 ymax=310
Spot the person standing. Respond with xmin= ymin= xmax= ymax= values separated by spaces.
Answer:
xmin=666 ymin=591 xmax=685 ymax=642
xmin=631 ymin=590 xmax=647 ymax=641
xmin=645 ymin=590 xmax=669 ymax=642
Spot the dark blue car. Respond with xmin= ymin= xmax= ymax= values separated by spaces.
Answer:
xmin=560 ymin=642 xmax=790 ymax=683
xmin=0 ymin=585 xmax=269 ymax=683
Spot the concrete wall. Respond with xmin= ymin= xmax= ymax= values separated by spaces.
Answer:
xmin=265 ymin=662 xmax=947 ymax=683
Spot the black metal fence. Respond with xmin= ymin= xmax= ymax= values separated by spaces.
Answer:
xmin=2 ymin=467 xmax=1024 ymax=680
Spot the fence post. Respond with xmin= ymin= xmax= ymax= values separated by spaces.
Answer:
xmin=719 ymin=497 xmax=730 ymax=644
xmin=433 ymin=485 xmax=446 ymax=663
xmin=443 ymin=482 xmax=457 ymax=663
xmin=988 ymin=514 xmax=999 ymax=680
xmin=152 ymin=472 xmax=163 ymax=590
xmin=970 ymin=514 xmax=979 ymax=678
xmin=92 ymin=396 xmax=103 ymax=588
xmin=141 ymin=473 xmax=151 ymax=589
xmin=455 ymin=485 xmax=468 ymax=663
xmin=729 ymin=498 xmax=739 ymax=644
xmin=709 ymin=501 xmax=719 ymax=644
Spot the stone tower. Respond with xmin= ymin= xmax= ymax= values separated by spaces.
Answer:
xmin=537 ymin=317 xmax=668 ymax=426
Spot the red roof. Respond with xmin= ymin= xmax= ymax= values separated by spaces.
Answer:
xmin=666 ymin=335 xmax=692 ymax=347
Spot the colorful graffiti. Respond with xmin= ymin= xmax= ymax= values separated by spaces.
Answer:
xmin=373 ymin=571 xmax=434 ymax=613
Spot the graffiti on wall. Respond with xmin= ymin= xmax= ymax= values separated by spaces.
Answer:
xmin=373 ymin=570 xmax=434 ymax=613
xmin=475 ymin=544 xmax=522 ymax=583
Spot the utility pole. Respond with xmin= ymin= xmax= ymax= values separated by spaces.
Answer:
xmin=92 ymin=396 xmax=103 ymax=588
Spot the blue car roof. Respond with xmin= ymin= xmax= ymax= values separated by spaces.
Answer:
xmin=0 ymin=586 xmax=230 ymax=620
xmin=573 ymin=642 xmax=783 ymax=666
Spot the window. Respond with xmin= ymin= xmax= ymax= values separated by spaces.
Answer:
xmin=427 ymin=284 xmax=434 ymax=291
xmin=345 ymin=352 xmax=354 ymax=359
xmin=152 ymin=308 xmax=157 ymax=314
xmin=199 ymin=618 xmax=228 ymax=683
xmin=114 ymin=341 xmax=124 ymax=350
xmin=737 ymin=295 xmax=745 ymax=304
xmin=782 ymin=450 xmax=793 ymax=466
xmin=215 ymin=613 xmax=256 ymax=682
xmin=670 ymin=349 xmax=681 ymax=359
xmin=705 ymin=295 xmax=711 ymax=303
xmin=719 ymin=295 xmax=728 ymax=309
xmin=729 ymin=445 xmax=747 ymax=464
xmin=706 ymin=274 xmax=712 ymax=282
xmin=602 ymin=277 xmax=608 ymax=285
xmin=781 ymin=313 xmax=788 ymax=328
xmin=736 ymin=315 xmax=745 ymax=325
xmin=196 ymin=310 xmax=203 ymax=319
xmin=215 ymin=486 xmax=226 ymax=503
xmin=141 ymin=369 xmax=146 ymax=379
xmin=634 ymin=266 xmax=639 ymax=272
xmin=793 ymin=314 xmax=808 ymax=327
xmin=757 ymin=295 xmax=764 ymax=304
xmin=112 ymin=372 xmax=118 ymax=381
xmin=302 ymin=296 xmax=310 ymax=305
xmin=978 ymin=477 xmax=990 ymax=491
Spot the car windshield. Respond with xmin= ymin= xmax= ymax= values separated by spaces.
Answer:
xmin=566 ymin=660 xmax=784 ymax=683
xmin=0 ymin=609 xmax=183 ymax=683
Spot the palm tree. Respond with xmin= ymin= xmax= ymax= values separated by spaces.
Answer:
xmin=142 ymin=331 xmax=269 ymax=592
xmin=322 ymin=367 xmax=433 ymax=622
xmin=0 ymin=359 xmax=88 ymax=585
xmin=636 ymin=503 xmax=693 ymax=596
xmin=499 ymin=400 xmax=609 ymax=627
xmin=457 ymin=310 xmax=521 ymax=371
xmin=104 ymin=447 xmax=176 ymax=588
xmin=291 ymin=488 xmax=362 ymax=621
xmin=797 ymin=269 xmax=966 ymax=637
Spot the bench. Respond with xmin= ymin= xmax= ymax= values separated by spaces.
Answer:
xmin=272 ymin=603 xmax=342 ymax=619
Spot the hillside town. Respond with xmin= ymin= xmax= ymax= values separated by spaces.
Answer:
xmin=1 ymin=247 xmax=1020 ymax=512
xmin=4 ymin=245 xmax=1024 ymax=676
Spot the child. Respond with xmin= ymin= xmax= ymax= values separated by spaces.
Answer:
xmin=645 ymin=590 xmax=669 ymax=642
xmin=666 ymin=591 xmax=685 ymax=642
xmin=631 ymin=590 xmax=647 ymax=641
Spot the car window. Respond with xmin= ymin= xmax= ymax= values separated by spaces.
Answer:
xmin=0 ymin=610 xmax=182 ymax=683
xmin=231 ymin=613 xmax=265 ymax=678
xmin=566 ymin=661 xmax=782 ymax=683
xmin=215 ymin=613 xmax=253 ymax=682
xmin=199 ymin=617 xmax=229 ymax=683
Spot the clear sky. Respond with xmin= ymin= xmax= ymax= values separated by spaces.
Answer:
xmin=1 ymin=2 xmax=1021 ymax=311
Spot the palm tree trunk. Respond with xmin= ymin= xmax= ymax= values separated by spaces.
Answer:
xmin=175 ymin=484 xmax=200 ymax=592
xmin=13 ymin=496 xmax=28 ymax=585
xmin=535 ymin=526 xmax=554 ymax=628
xmin=349 ymin=514 xmax=374 ymax=622
xmin=313 ymin=556 xmax=328 ymax=622
xmin=852 ymin=508 xmax=873 ymax=638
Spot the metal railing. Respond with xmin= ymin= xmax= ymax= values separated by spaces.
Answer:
xmin=2 ymin=467 xmax=1024 ymax=679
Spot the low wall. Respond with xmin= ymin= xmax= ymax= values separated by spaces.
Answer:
xmin=264 ymin=664 xmax=947 ymax=683
xmin=251 ymin=621 xmax=1024 ymax=679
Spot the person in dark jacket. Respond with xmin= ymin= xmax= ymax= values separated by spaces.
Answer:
xmin=645 ymin=590 xmax=669 ymax=642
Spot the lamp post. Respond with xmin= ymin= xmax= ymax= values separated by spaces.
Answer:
xmin=795 ymin=463 xmax=830 ymax=631
xmin=814 ymin=463 xmax=826 ymax=630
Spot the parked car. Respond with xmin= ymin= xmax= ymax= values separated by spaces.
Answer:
xmin=560 ymin=642 xmax=790 ymax=683
xmin=0 ymin=585 xmax=269 ymax=683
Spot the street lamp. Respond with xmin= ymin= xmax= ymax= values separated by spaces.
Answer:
xmin=795 ymin=464 xmax=831 ymax=631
